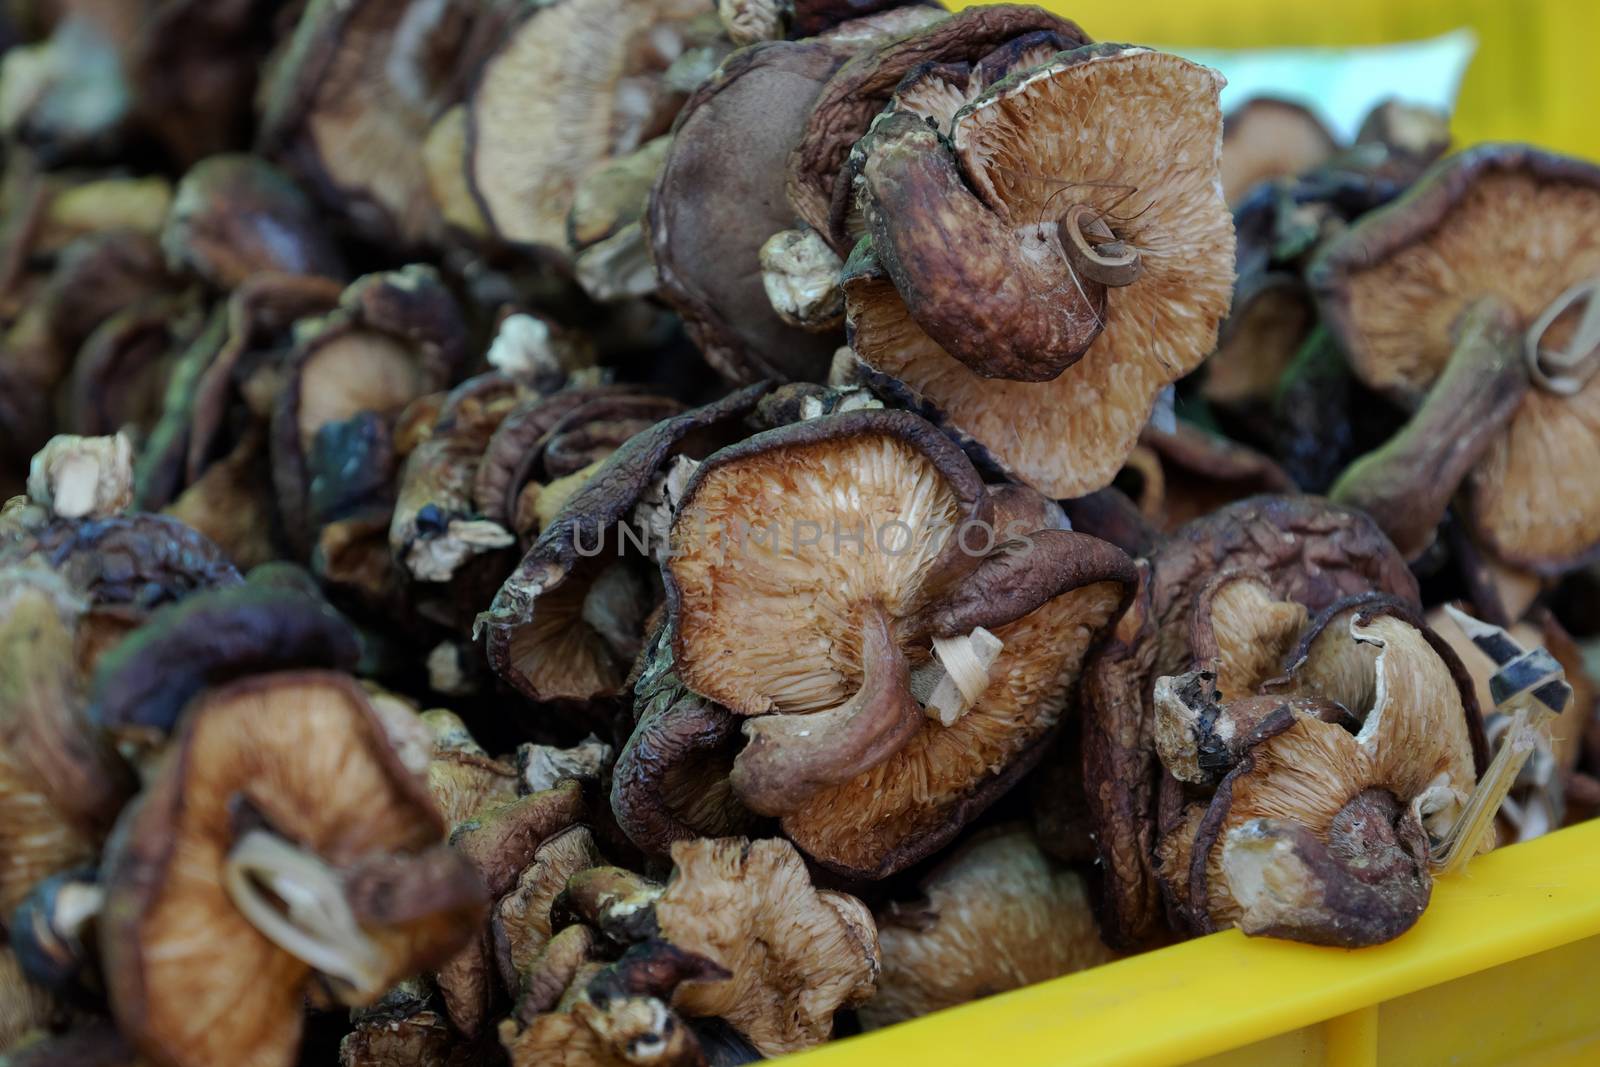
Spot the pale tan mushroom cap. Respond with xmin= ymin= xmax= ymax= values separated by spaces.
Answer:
xmin=860 ymin=828 xmax=1113 ymax=1029
xmin=1219 ymin=98 xmax=1338 ymax=204
xmin=467 ymin=0 xmax=706 ymax=249
xmin=1206 ymin=614 xmax=1480 ymax=927
xmin=655 ymin=838 xmax=879 ymax=1056
xmin=1202 ymin=575 xmax=1307 ymax=700
xmin=854 ymin=48 xmax=1232 ymax=498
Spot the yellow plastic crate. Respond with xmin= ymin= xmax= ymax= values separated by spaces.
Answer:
xmin=790 ymin=819 xmax=1600 ymax=1066
xmin=961 ymin=0 xmax=1600 ymax=160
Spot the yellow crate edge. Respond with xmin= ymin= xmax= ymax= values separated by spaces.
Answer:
xmin=786 ymin=819 xmax=1600 ymax=1066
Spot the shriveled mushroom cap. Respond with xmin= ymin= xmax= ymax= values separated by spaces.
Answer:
xmin=258 ymin=0 xmax=477 ymax=247
xmin=1190 ymin=598 xmax=1484 ymax=944
xmin=101 ymin=672 xmax=485 ymax=1067
xmin=480 ymin=384 xmax=768 ymax=709
xmin=861 ymin=827 xmax=1114 ymax=1028
xmin=648 ymin=38 xmax=854 ymax=384
xmin=787 ymin=3 xmax=1088 ymax=241
xmin=654 ymin=837 xmax=878 ymax=1056
xmin=1082 ymin=495 xmax=1419 ymax=949
xmin=1123 ymin=423 xmax=1296 ymax=533
xmin=847 ymin=45 xmax=1233 ymax=497
xmin=1311 ymin=145 xmax=1600 ymax=570
xmin=1220 ymin=98 xmax=1339 ymax=205
xmin=467 ymin=0 xmax=708 ymax=252
xmin=668 ymin=410 xmax=1135 ymax=876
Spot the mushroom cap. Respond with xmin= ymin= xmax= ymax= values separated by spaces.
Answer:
xmin=1201 ymin=272 xmax=1316 ymax=412
xmin=494 ymin=826 xmax=605 ymax=993
xmin=1310 ymin=145 xmax=1600 ymax=571
xmin=1126 ymin=422 xmax=1297 ymax=533
xmin=480 ymin=384 xmax=768 ymax=708
xmin=101 ymin=671 xmax=483 ymax=1067
xmin=787 ymin=3 xmax=1088 ymax=242
xmin=667 ymin=410 xmax=1134 ymax=876
xmin=258 ymin=0 xmax=476 ymax=247
xmin=654 ymin=837 xmax=878 ymax=1056
xmin=1219 ymin=97 xmax=1339 ymax=205
xmin=1191 ymin=598 xmax=1484 ymax=944
xmin=1081 ymin=495 xmax=1419 ymax=949
xmin=466 ymin=0 xmax=708 ymax=252
xmin=648 ymin=39 xmax=853 ymax=384
xmin=859 ymin=827 xmax=1114 ymax=1028
xmin=847 ymin=45 xmax=1233 ymax=498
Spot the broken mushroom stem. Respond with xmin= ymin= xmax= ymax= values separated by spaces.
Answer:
xmin=1058 ymin=203 xmax=1143 ymax=288
xmin=1524 ymin=276 xmax=1600 ymax=396
xmin=1330 ymin=296 xmax=1529 ymax=558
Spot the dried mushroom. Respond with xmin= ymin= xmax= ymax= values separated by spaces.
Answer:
xmin=466 ymin=0 xmax=711 ymax=252
xmin=9 ymin=868 xmax=103 ymax=996
xmin=1082 ymin=495 xmax=1420 ymax=948
xmin=665 ymin=409 xmax=1135 ymax=876
xmin=1312 ymin=145 xmax=1600 ymax=571
xmin=845 ymin=44 xmax=1233 ymax=497
xmin=1200 ymin=272 xmax=1317 ymax=421
xmin=1162 ymin=596 xmax=1486 ymax=945
xmin=101 ymin=671 xmax=486 ymax=1067
xmin=480 ymin=385 xmax=767 ymax=721
xmin=1219 ymin=97 xmax=1338 ymax=205
xmin=861 ymin=827 xmax=1114 ymax=1028
xmin=1119 ymin=422 xmax=1296 ymax=533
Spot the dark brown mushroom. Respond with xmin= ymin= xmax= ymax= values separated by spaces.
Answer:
xmin=100 ymin=671 xmax=486 ymax=1067
xmin=860 ymin=826 xmax=1114 ymax=1028
xmin=844 ymin=44 xmax=1233 ymax=498
xmin=1311 ymin=144 xmax=1600 ymax=572
xmin=664 ymin=409 xmax=1135 ymax=877
xmin=1081 ymin=495 xmax=1420 ymax=949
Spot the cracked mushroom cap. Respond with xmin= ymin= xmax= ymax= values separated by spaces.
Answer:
xmin=465 ymin=0 xmax=710 ymax=252
xmin=258 ymin=0 xmax=479 ymax=248
xmin=1187 ymin=597 xmax=1485 ymax=945
xmin=1219 ymin=98 xmax=1339 ymax=205
xmin=648 ymin=37 xmax=856 ymax=384
xmin=1081 ymin=495 xmax=1419 ymax=949
xmin=1310 ymin=145 xmax=1600 ymax=571
xmin=666 ymin=409 xmax=1135 ymax=876
xmin=860 ymin=826 xmax=1114 ymax=1028
xmin=0 ymin=567 xmax=133 ymax=920
xmin=652 ymin=837 xmax=878 ymax=1056
xmin=101 ymin=671 xmax=486 ymax=1067
xmin=479 ymin=385 xmax=768 ymax=715
xmin=845 ymin=44 xmax=1233 ymax=498
xmin=786 ymin=3 xmax=1087 ymax=242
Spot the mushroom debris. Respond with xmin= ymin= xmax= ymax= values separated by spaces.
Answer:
xmin=6 ymin=0 xmax=1600 ymax=1060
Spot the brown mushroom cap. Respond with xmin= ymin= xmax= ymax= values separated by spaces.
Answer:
xmin=654 ymin=837 xmax=878 ymax=1056
xmin=787 ymin=4 xmax=1088 ymax=242
xmin=258 ymin=0 xmax=477 ymax=247
xmin=480 ymin=384 xmax=768 ymax=710
xmin=1311 ymin=145 xmax=1600 ymax=570
xmin=1190 ymin=599 xmax=1483 ymax=944
xmin=1219 ymin=98 xmax=1339 ymax=205
xmin=1125 ymin=422 xmax=1297 ymax=533
xmin=1081 ymin=495 xmax=1419 ymax=949
xmin=860 ymin=827 xmax=1114 ymax=1028
xmin=1201 ymin=272 xmax=1316 ymax=413
xmin=648 ymin=38 xmax=855 ymax=384
xmin=466 ymin=0 xmax=708 ymax=252
xmin=494 ymin=826 xmax=606 ymax=993
xmin=101 ymin=671 xmax=485 ymax=1067
xmin=667 ymin=410 xmax=1135 ymax=876
xmin=847 ymin=45 xmax=1233 ymax=498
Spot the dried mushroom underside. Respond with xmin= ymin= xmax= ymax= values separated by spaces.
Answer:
xmin=861 ymin=826 xmax=1114 ymax=1028
xmin=504 ymin=836 xmax=877 ymax=1061
xmin=1153 ymin=591 xmax=1485 ymax=945
xmin=662 ymin=409 xmax=1135 ymax=877
xmin=101 ymin=671 xmax=486 ymax=1067
xmin=1081 ymin=494 xmax=1421 ymax=949
xmin=844 ymin=44 xmax=1233 ymax=498
xmin=1312 ymin=145 xmax=1600 ymax=571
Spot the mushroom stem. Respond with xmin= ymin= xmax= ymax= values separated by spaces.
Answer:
xmin=1524 ymin=277 xmax=1600 ymax=395
xmin=910 ymin=626 xmax=1003 ymax=726
xmin=1058 ymin=204 xmax=1143 ymax=287
xmin=730 ymin=607 xmax=922 ymax=816
xmin=223 ymin=830 xmax=386 ymax=998
xmin=1330 ymin=296 xmax=1528 ymax=559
